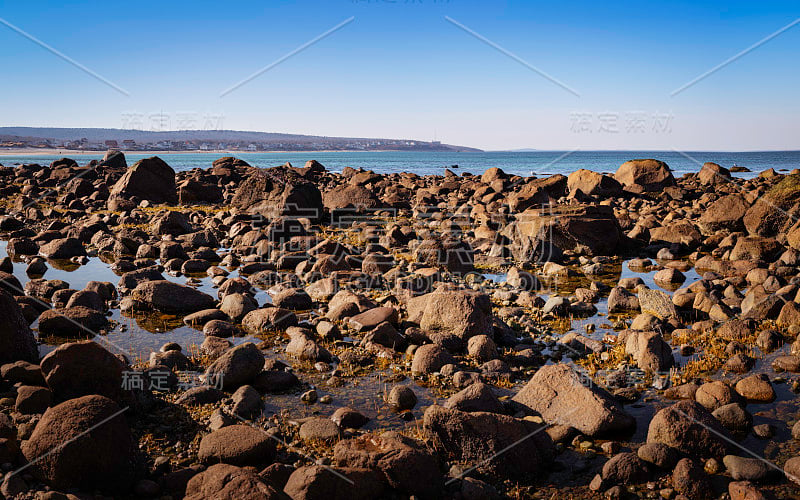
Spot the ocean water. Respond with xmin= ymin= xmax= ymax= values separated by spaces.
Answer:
xmin=2 ymin=150 xmax=800 ymax=178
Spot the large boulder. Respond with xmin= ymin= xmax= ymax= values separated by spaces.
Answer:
xmin=21 ymin=395 xmax=134 ymax=492
xmin=413 ymin=238 xmax=475 ymax=274
xmin=504 ymin=204 xmax=623 ymax=257
xmin=39 ymin=237 xmax=86 ymax=259
xmin=698 ymin=162 xmax=731 ymax=185
xmin=0 ymin=290 xmax=38 ymax=363
xmin=697 ymin=194 xmax=749 ymax=234
xmin=108 ymin=156 xmax=177 ymax=206
xmin=423 ymin=405 xmax=555 ymax=479
xmin=646 ymin=400 xmax=732 ymax=459
xmin=415 ymin=289 xmax=491 ymax=340
xmin=506 ymin=175 xmax=568 ymax=212
xmin=743 ymin=174 xmax=800 ymax=236
xmin=512 ymin=364 xmax=635 ymax=436
xmin=614 ymin=159 xmax=675 ymax=192
xmin=567 ymin=169 xmax=622 ymax=198
xmin=132 ymin=280 xmax=215 ymax=314
xmin=333 ymin=431 xmax=442 ymax=498
xmin=232 ymin=167 xmax=323 ymax=222
xmin=323 ymin=184 xmax=383 ymax=211
xmin=40 ymin=341 xmax=125 ymax=402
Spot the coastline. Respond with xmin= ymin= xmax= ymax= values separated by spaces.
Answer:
xmin=0 ymin=148 xmax=449 ymax=156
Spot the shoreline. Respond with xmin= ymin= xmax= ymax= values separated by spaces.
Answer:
xmin=0 ymin=148 xmax=457 ymax=156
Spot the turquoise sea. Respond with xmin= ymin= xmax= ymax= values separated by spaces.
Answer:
xmin=2 ymin=150 xmax=800 ymax=178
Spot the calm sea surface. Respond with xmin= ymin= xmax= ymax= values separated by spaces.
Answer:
xmin=2 ymin=150 xmax=800 ymax=178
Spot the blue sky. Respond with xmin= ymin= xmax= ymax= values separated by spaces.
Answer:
xmin=0 ymin=0 xmax=798 ymax=150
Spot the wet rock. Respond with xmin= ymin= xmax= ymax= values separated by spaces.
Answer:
xmin=513 ymin=364 xmax=634 ymax=436
xmin=728 ymin=481 xmax=771 ymax=500
xmin=198 ymin=424 xmax=276 ymax=466
xmin=331 ymin=407 xmax=370 ymax=429
xmin=132 ymin=280 xmax=215 ymax=314
xmin=39 ymin=237 xmax=86 ymax=259
xmin=387 ymin=385 xmax=417 ymax=411
xmin=21 ymin=395 xmax=134 ymax=492
xmin=272 ymin=287 xmax=312 ymax=310
xmin=423 ymin=405 xmax=554 ymax=479
xmin=253 ymin=369 xmax=300 ymax=393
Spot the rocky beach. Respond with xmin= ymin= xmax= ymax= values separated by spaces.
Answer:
xmin=1 ymin=151 xmax=800 ymax=499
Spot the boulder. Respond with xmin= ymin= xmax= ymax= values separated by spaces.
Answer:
xmin=614 ymin=159 xmax=675 ymax=192
xmin=40 ymin=341 xmax=124 ymax=402
xmin=0 ymin=290 xmax=38 ymax=363
xmin=417 ymin=289 xmax=491 ymax=340
xmin=21 ymin=395 xmax=134 ymax=492
xmin=646 ymin=400 xmax=731 ymax=458
xmin=39 ymin=238 xmax=86 ymax=259
xmin=698 ymin=162 xmax=731 ymax=185
xmin=444 ymin=382 xmax=504 ymax=413
xmin=283 ymin=466 xmax=385 ymax=500
xmin=512 ymin=364 xmax=635 ymax=436
xmin=232 ymin=167 xmax=323 ymax=222
xmin=505 ymin=204 xmax=623 ymax=257
xmin=698 ymin=194 xmax=749 ymax=234
xmin=333 ymin=431 xmax=442 ymax=498
xmin=410 ymin=344 xmax=456 ymax=374
xmin=109 ymin=156 xmax=177 ymax=206
xmin=198 ymin=424 xmax=276 ymax=466
xmin=423 ymin=405 xmax=555 ymax=479
xmin=185 ymin=464 xmax=286 ymax=500
xmin=132 ymin=280 xmax=215 ymax=313
xmin=567 ymin=169 xmax=623 ymax=198
xmin=203 ymin=342 xmax=264 ymax=390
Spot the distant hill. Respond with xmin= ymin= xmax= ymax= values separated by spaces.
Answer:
xmin=0 ymin=127 xmax=481 ymax=152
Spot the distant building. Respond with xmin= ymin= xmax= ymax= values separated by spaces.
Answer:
xmin=122 ymin=140 xmax=136 ymax=149
xmin=105 ymin=140 xmax=119 ymax=148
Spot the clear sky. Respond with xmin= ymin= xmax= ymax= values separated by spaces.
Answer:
xmin=1 ymin=0 xmax=798 ymax=151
